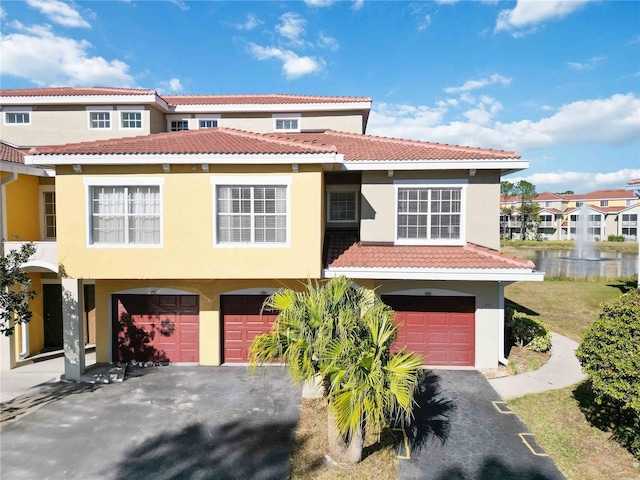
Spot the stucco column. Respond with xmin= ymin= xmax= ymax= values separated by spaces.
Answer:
xmin=62 ymin=278 xmax=86 ymax=381
xmin=0 ymin=320 xmax=17 ymax=370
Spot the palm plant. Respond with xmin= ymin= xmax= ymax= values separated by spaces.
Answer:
xmin=249 ymin=276 xmax=423 ymax=464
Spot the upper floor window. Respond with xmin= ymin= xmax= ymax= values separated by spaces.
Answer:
xmin=626 ymin=199 xmax=634 ymax=206
xmin=622 ymin=214 xmax=637 ymax=223
xmin=600 ymin=200 xmax=609 ymax=207
xmin=544 ymin=202 xmax=551 ymax=208
xmin=43 ymin=190 xmax=56 ymax=239
xmin=199 ymin=119 xmax=218 ymax=129
xmin=540 ymin=214 xmax=552 ymax=223
xmin=89 ymin=111 xmax=111 ymax=129
xmin=396 ymin=186 xmax=463 ymax=243
xmin=4 ymin=111 xmax=31 ymax=125
xmin=86 ymin=180 xmax=162 ymax=246
xmin=212 ymin=176 xmax=291 ymax=246
xmin=327 ymin=186 xmax=358 ymax=223
xmin=121 ymin=112 xmax=142 ymax=129
xmin=171 ymin=120 xmax=189 ymax=131
xmin=575 ymin=201 xmax=583 ymax=207
xmin=273 ymin=114 xmax=301 ymax=132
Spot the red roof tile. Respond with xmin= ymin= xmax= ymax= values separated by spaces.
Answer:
xmin=535 ymin=191 xmax=565 ymax=201
xmin=28 ymin=128 xmax=338 ymax=156
xmin=628 ymin=178 xmax=640 ymax=186
xmin=163 ymin=94 xmax=371 ymax=105
xmin=0 ymin=142 xmax=26 ymax=164
xmin=267 ymin=131 xmax=520 ymax=161
xmin=565 ymin=189 xmax=636 ymax=200
xmin=28 ymin=128 xmax=520 ymax=161
xmin=325 ymin=240 xmax=535 ymax=270
xmin=0 ymin=87 xmax=155 ymax=97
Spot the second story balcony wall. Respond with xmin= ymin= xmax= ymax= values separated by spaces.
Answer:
xmin=3 ymin=241 xmax=58 ymax=273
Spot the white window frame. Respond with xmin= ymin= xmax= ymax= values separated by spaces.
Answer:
xmin=326 ymin=185 xmax=359 ymax=224
xmin=600 ymin=200 xmax=609 ymax=207
xmin=196 ymin=114 xmax=220 ymax=129
xmin=39 ymin=185 xmax=56 ymax=240
xmin=3 ymin=107 xmax=32 ymax=126
xmin=167 ymin=115 xmax=193 ymax=132
xmin=393 ymin=180 xmax=467 ymax=246
xmin=273 ymin=113 xmax=301 ymax=132
xmin=83 ymin=177 xmax=164 ymax=248
xmin=118 ymin=106 xmax=144 ymax=130
xmin=575 ymin=201 xmax=583 ymax=207
xmin=210 ymin=175 xmax=292 ymax=248
xmin=87 ymin=106 xmax=113 ymax=130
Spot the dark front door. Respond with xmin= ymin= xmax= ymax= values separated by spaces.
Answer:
xmin=43 ymin=284 xmax=63 ymax=349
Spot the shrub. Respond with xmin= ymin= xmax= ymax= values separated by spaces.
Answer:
xmin=607 ymin=234 xmax=625 ymax=242
xmin=506 ymin=310 xmax=552 ymax=352
xmin=576 ymin=290 xmax=640 ymax=458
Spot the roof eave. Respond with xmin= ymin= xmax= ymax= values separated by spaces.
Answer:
xmin=343 ymin=159 xmax=528 ymax=172
xmin=168 ymin=101 xmax=372 ymax=113
xmin=323 ymin=267 xmax=545 ymax=282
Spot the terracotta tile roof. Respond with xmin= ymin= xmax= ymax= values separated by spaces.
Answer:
xmin=163 ymin=94 xmax=371 ymax=105
xmin=0 ymin=141 xmax=26 ymax=164
xmin=539 ymin=207 xmax=563 ymax=214
xmin=28 ymin=128 xmax=338 ymax=156
xmin=535 ymin=191 xmax=565 ymax=201
xmin=628 ymin=178 xmax=640 ymax=186
xmin=0 ymin=87 xmax=155 ymax=97
xmin=324 ymin=238 xmax=535 ymax=270
xmin=27 ymin=128 xmax=520 ymax=162
xmin=565 ymin=189 xmax=636 ymax=200
xmin=266 ymin=131 xmax=520 ymax=161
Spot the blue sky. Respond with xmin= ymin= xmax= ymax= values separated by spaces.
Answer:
xmin=1 ymin=0 xmax=638 ymax=194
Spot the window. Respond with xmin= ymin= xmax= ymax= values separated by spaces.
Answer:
xmin=273 ymin=114 xmax=301 ymax=132
xmin=89 ymin=185 xmax=161 ymax=245
xmin=622 ymin=214 xmax=638 ymax=224
xmin=600 ymin=200 xmax=609 ymax=207
xmin=199 ymin=119 xmax=218 ymax=128
xmin=575 ymin=202 xmax=583 ymax=207
xmin=327 ymin=187 xmax=358 ymax=223
xmin=121 ymin=112 xmax=142 ymax=129
xmin=5 ymin=111 xmax=30 ymax=125
xmin=89 ymin=112 xmax=111 ymax=129
xmin=43 ymin=191 xmax=56 ymax=239
xmin=626 ymin=199 xmax=634 ymax=206
xmin=540 ymin=214 xmax=552 ymax=223
xmin=275 ymin=119 xmax=298 ymax=131
xmin=171 ymin=121 xmax=189 ymax=131
xmin=544 ymin=202 xmax=551 ymax=208
xmin=216 ymin=185 xmax=287 ymax=244
xmin=396 ymin=187 xmax=462 ymax=242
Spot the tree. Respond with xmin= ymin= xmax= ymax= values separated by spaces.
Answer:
xmin=1 ymin=242 xmax=36 ymax=336
xmin=250 ymin=277 xmax=423 ymax=464
xmin=500 ymin=181 xmax=515 ymax=238
xmin=513 ymin=180 xmax=540 ymax=240
xmin=576 ymin=290 xmax=640 ymax=458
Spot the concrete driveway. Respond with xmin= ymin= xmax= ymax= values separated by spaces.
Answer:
xmin=1 ymin=366 xmax=300 ymax=480
xmin=399 ymin=370 xmax=565 ymax=480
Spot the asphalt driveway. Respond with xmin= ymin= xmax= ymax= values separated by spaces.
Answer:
xmin=399 ymin=370 xmax=565 ymax=480
xmin=0 ymin=366 xmax=300 ymax=480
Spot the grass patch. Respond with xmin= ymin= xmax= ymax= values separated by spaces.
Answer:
xmin=504 ymin=279 xmax=628 ymax=341
xmin=290 ymin=399 xmax=398 ymax=480
xmin=510 ymin=385 xmax=639 ymax=480
xmin=500 ymin=239 xmax=638 ymax=254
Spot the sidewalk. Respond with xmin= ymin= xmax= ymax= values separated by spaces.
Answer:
xmin=489 ymin=331 xmax=587 ymax=399
xmin=0 ymin=351 xmax=96 ymax=403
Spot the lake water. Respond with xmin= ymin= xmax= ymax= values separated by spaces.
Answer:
xmin=530 ymin=250 xmax=638 ymax=279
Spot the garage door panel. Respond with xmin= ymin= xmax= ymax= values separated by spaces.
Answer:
xmin=221 ymin=295 xmax=277 ymax=363
xmin=113 ymin=295 xmax=199 ymax=364
xmin=383 ymin=295 xmax=475 ymax=367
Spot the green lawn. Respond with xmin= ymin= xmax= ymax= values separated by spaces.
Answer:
xmin=501 ymin=239 xmax=638 ymax=255
xmin=505 ymin=280 xmax=639 ymax=479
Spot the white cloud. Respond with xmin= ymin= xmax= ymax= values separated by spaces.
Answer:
xmin=169 ymin=0 xmax=189 ymax=11
xmin=26 ymin=0 xmax=90 ymax=28
xmin=368 ymin=93 xmax=640 ymax=152
xmin=418 ymin=15 xmax=432 ymax=31
xmin=235 ymin=13 xmax=262 ymax=31
xmin=351 ymin=0 xmax=364 ymax=11
xmin=157 ymin=78 xmax=184 ymax=94
xmin=304 ymin=0 xmax=335 ymax=7
xmin=317 ymin=32 xmax=339 ymax=51
xmin=565 ymin=55 xmax=605 ymax=71
xmin=248 ymin=44 xmax=324 ymax=79
xmin=0 ymin=7 xmax=6 ymax=20
xmin=276 ymin=12 xmax=306 ymax=46
xmin=0 ymin=22 xmax=135 ymax=87
xmin=495 ymin=0 xmax=594 ymax=35
xmin=508 ymin=169 xmax=640 ymax=191
xmin=444 ymin=74 xmax=512 ymax=94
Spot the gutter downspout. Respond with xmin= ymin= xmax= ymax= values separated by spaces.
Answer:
xmin=498 ymin=281 xmax=509 ymax=365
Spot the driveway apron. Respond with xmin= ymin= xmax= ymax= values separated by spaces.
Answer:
xmin=399 ymin=370 xmax=565 ymax=480
xmin=1 ymin=366 xmax=300 ymax=480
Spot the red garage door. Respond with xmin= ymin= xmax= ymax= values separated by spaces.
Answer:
xmin=382 ymin=296 xmax=475 ymax=367
xmin=113 ymin=294 xmax=199 ymax=363
xmin=221 ymin=295 xmax=278 ymax=363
